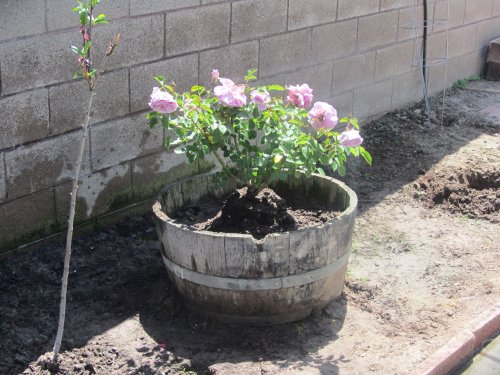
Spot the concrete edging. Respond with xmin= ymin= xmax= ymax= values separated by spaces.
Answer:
xmin=412 ymin=304 xmax=500 ymax=375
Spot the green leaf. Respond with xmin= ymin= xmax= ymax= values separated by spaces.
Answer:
xmin=163 ymin=136 xmax=171 ymax=150
xmin=266 ymin=84 xmax=285 ymax=91
xmin=80 ymin=11 xmax=88 ymax=25
xmin=82 ymin=41 xmax=92 ymax=55
xmin=337 ymin=164 xmax=346 ymax=176
xmin=316 ymin=167 xmax=326 ymax=176
xmin=278 ymin=171 xmax=288 ymax=181
xmin=248 ymin=130 xmax=257 ymax=139
xmin=148 ymin=116 xmax=159 ymax=128
xmin=154 ymin=75 xmax=164 ymax=85
xmin=217 ymin=123 xmax=227 ymax=134
xmin=191 ymin=85 xmax=205 ymax=93
xmin=93 ymin=13 xmax=108 ymax=25
xmin=359 ymin=146 xmax=373 ymax=165
xmin=161 ymin=116 xmax=170 ymax=128
xmin=174 ymin=147 xmax=185 ymax=154
xmin=244 ymin=68 xmax=258 ymax=81
xmin=350 ymin=117 xmax=359 ymax=129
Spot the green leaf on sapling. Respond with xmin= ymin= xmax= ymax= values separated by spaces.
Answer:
xmin=80 ymin=11 xmax=88 ymax=25
xmin=92 ymin=13 xmax=108 ymax=25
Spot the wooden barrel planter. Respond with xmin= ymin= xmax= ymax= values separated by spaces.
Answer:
xmin=152 ymin=172 xmax=357 ymax=325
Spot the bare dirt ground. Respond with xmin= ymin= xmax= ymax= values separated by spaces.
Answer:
xmin=0 ymin=83 xmax=499 ymax=375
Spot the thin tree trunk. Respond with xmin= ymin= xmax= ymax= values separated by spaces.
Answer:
xmin=52 ymin=90 xmax=95 ymax=362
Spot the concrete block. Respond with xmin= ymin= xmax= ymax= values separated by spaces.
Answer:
xmin=5 ymin=131 xmax=91 ymax=199
xmin=0 ymin=154 xmax=5 ymax=201
xmin=0 ymin=0 xmax=45 ymax=41
xmin=231 ymin=0 xmax=287 ymax=43
xmin=288 ymin=0 xmax=337 ymax=30
xmin=448 ymin=24 xmax=476 ymax=58
xmin=92 ymin=15 xmax=164 ymax=71
xmin=398 ymin=6 xmax=424 ymax=42
xmin=0 ymin=31 xmax=78 ymax=94
xmin=380 ymin=0 xmax=408 ymax=11
xmin=132 ymin=151 xmax=199 ymax=201
xmin=311 ymin=19 xmax=358 ymax=63
xmin=49 ymin=69 xmax=129 ymax=135
xmin=54 ymin=180 xmax=90 ymax=227
xmin=431 ymin=0 xmax=465 ymax=33
xmin=0 ymin=89 xmax=50 ymax=149
xmin=130 ymin=54 xmax=199 ymax=112
xmin=427 ymin=32 xmax=448 ymax=61
xmin=494 ymin=0 xmax=500 ymax=17
xmin=91 ymin=113 xmax=163 ymax=171
xmin=259 ymin=29 xmax=312 ymax=77
xmin=353 ymin=79 xmax=393 ymax=119
xmin=460 ymin=50 xmax=487 ymax=78
xmin=428 ymin=56 xmax=461 ymax=94
xmin=375 ymin=41 xmax=414 ymax=82
xmin=332 ymin=51 xmax=376 ymax=95
xmin=464 ymin=0 xmax=494 ymax=24
xmin=329 ymin=91 xmax=354 ymax=118
xmin=446 ymin=56 xmax=465 ymax=87
xmin=0 ymin=189 xmax=57 ymax=251
xmin=337 ymin=0 xmax=379 ymax=20
xmin=475 ymin=18 xmax=500 ymax=50
xmin=57 ymin=164 xmax=132 ymax=220
xmin=165 ymin=4 xmax=230 ymax=57
xmin=358 ymin=10 xmax=399 ymax=51
xmin=199 ymin=41 xmax=259 ymax=86
xmin=427 ymin=60 xmax=446 ymax=94
xmin=130 ymin=0 xmax=199 ymax=16
xmin=285 ymin=64 xmax=334 ymax=102
xmin=392 ymin=70 xmax=423 ymax=108
xmin=46 ymin=0 xmax=129 ymax=31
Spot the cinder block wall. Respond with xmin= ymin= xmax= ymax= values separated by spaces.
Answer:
xmin=1 ymin=0 xmax=499 ymax=252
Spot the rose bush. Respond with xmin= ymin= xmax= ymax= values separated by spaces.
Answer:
xmin=147 ymin=69 xmax=371 ymax=194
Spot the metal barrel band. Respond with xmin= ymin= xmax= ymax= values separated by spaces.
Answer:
xmin=162 ymin=251 xmax=351 ymax=291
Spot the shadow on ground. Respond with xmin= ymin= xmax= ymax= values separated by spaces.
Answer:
xmin=0 ymin=86 xmax=498 ymax=374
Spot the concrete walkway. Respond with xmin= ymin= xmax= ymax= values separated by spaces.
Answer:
xmin=454 ymin=335 xmax=500 ymax=375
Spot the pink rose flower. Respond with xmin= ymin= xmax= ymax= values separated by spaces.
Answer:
xmin=308 ymin=102 xmax=338 ymax=130
xmin=286 ymin=84 xmax=313 ymax=108
xmin=214 ymin=77 xmax=247 ymax=107
xmin=148 ymin=87 xmax=178 ymax=114
xmin=211 ymin=69 xmax=219 ymax=82
xmin=250 ymin=90 xmax=270 ymax=112
xmin=339 ymin=130 xmax=363 ymax=147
